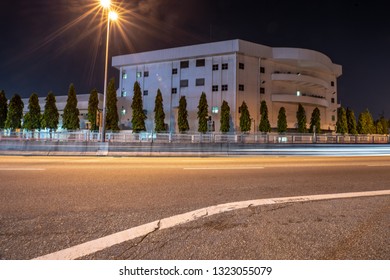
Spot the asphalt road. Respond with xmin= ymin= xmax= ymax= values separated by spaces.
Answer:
xmin=0 ymin=156 xmax=389 ymax=260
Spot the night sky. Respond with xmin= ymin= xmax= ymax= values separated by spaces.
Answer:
xmin=0 ymin=0 xmax=389 ymax=119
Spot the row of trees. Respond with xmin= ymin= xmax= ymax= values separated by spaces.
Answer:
xmin=336 ymin=107 xmax=389 ymax=135
xmin=1 ymin=79 xmax=388 ymax=135
xmin=0 ymin=78 xmax=120 ymax=133
xmin=130 ymin=81 xmax=322 ymax=134
xmin=0 ymin=90 xmax=59 ymax=132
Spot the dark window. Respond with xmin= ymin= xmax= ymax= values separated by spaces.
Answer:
xmin=196 ymin=78 xmax=205 ymax=86
xmin=212 ymin=64 xmax=219 ymax=71
xmin=222 ymin=63 xmax=228 ymax=70
xmin=212 ymin=85 xmax=218 ymax=92
xmin=180 ymin=79 xmax=188 ymax=87
xmin=239 ymin=63 xmax=245 ymax=69
xmin=260 ymin=67 xmax=265 ymax=73
xmin=331 ymin=98 xmax=335 ymax=103
xmin=180 ymin=61 xmax=189 ymax=68
xmin=196 ymin=59 xmax=205 ymax=67
xmin=332 ymin=115 xmax=336 ymax=121
xmin=172 ymin=68 xmax=178 ymax=75
xmin=239 ymin=84 xmax=245 ymax=91
xmin=171 ymin=88 xmax=177 ymax=94
xmin=260 ymin=87 xmax=265 ymax=94
xmin=143 ymin=90 xmax=148 ymax=96
xmin=144 ymin=71 xmax=149 ymax=77
xmin=331 ymin=81 xmax=335 ymax=86
xmin=222 ymin=85 xmax=228 ymax=91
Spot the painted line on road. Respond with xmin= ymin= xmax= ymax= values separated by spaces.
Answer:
xmin=183 ymin=166 xmax=265 ymax=170
xmin=33 ymin=189 xmax=390 ymax=260
xmin=0 ymin=168 xmax=46 ymax=171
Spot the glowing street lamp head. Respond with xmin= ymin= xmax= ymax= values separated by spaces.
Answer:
xmin=109 ymin=10 xmax=118 ymax=21
xmin=100 ymin=0 xmax=111 ymax=8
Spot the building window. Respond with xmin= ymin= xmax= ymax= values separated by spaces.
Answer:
xmin=196 ymin=59 xmax=205 ymax=67
xmin=136 ymin=71 xmax=142 ymax=78
xmin=331 ymin=98 xmax=335 ymax=103
xmin=180 ymin=61 xmax=189 ymax=68
xmin=331 ymin=81 xmax=335 ymax=87
xmin=144 ymin=71 xmax=149 ymax=77
xmin=122 ymin=72 xmax=127 ymax=79
xmin=222 ymin=84 xmax=228 ymax=91
xmin=260 ymin=67 xmax=265 ymax=73
xmin=212 ymin=106 xmax=219 ymax=114
xmin=121 ymin=91 xmax=127 ymax=97
xmin=180 ymin=79 xmax=189 ymax=87
xmin=332 ymin=115 xmax=336 ymax=121
xmin=121 ymin=107 xmax=126 ymax=116
xmin=171 ymin=88 xmax=177 ymax=94
xmin=212 ymin=64 xmax=219 ymax=71
xmin=172 ymin=68 xmax=178 ymax=75
xmin=212 ymin=85 xmax=219 ymax=92
xmin=143 ymin=90 xmax=149 ymax=96
xmin=239 ymin=63 xmax=245 ymax=70
xmin=239 ymin=84 xmax=245 ymax=91
xmin=296 ymin=90 xmax=301 ymax=96
xmin=260 ymin=87 xmax=265 ymax=94
xmin=222 ymin=63 xmax=228 ymax=70
xmin=196 ymin=78 xmax=205 ymax=86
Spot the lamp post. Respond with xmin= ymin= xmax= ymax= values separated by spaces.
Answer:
xmin=100 ymin=0 xmax=118 ymax=142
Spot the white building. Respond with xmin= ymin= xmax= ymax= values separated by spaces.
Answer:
xmin=113 ymin=39 xmax=342 ymax=133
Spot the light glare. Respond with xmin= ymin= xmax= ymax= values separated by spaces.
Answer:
xmin=109 ymin=11 xmax=118 ymax=21
xmin=100 ymin=0 xmax=111 ymax=8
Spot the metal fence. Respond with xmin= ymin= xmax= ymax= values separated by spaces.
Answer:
xmin=1 ymin=130 xmax=389 ymax=144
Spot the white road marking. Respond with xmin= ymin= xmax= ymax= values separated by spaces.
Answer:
xmin=33 ymin=189 xmax=390 ymax=260
xmin=0 ymin=168 xmax=45 ymax=171
xmin=183 ymin=166 xmax=265 ymax=170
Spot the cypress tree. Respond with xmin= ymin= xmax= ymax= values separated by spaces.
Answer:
xmin=62 ymin=83 xmax=80 ymax=130
xmin=197 ymin=92 xmax=208 ymax=133
xmin=357 ymin=109 xmax=375 ymax=134
xmin=0 ymin=90 xmax=7 ymax=129
xmin=106 ymin=78 xmax=119 ymax=132
xmin=5 ymin=94 xmax=24 ymax=130
xmin=220 ymin=100 xmax=230 ymax=133
xmin=131 ymin=81 xmax=146 ymax=132
xmin=346 ymin=107 xmax=357 ymax=135
xmin=296 ymin=103 xmax=307 ymax=133
xmin=277 ymin=107 xmax=287 ymax=133
xmin=154 ymin=89 xmax=166 ymax=132
xmin=178 ymin=96 xmax=189 ymax=133
xmin=239 ymin=101 xmax=251 ymax=133
xmin=309 ymin=107 xmax=321 ymax=133
xmin=42 ymin=91 xmax=59 ymax=132
xmin=88 ymin=88 xmax=99 ymax=131
xmin=24 ymin=93 xmax=41 ymax=131
xmin=259 ymin=100 xmax=271 ymax=132
xmin=336 ymin=107 xmax=348 ymax=134
xmin=375 ymin=116 xmax=389 ymax=134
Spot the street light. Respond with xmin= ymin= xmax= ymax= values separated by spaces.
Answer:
xmin=100 ymin=0 xmax=118 ymax=142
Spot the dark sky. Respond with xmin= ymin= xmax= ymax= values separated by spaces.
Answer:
xmin=0 ymin=0 xmax=389 ymax=118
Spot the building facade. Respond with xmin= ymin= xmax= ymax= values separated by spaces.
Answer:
xmin=113 ymin=39 xmax=342 ymax=133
